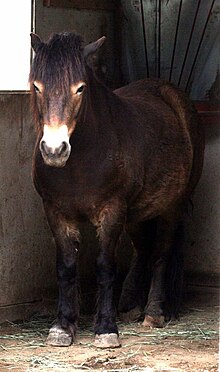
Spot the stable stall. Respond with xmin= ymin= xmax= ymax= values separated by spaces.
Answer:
xmin=0 ymin=1 xmax=219 ymax=370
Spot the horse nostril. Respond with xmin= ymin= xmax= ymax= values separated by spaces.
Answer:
xmin=40 ymin=140 xmax=50 ymax=155
xmin=58 ymin=141 xmax=68 ymax=155
xmin=40 ymin=140 xmax=69 ymax=160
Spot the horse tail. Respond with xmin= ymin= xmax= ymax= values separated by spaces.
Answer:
xmin=160 ymin=83 xmax=205 ymax=194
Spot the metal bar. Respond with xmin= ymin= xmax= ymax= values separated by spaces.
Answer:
xmin=178 ymin=0 xmax=201 ymax=87
xmin=140 ymin=0 xmax=149 ymax=78
xmin=113 ymin=4 xmax=124 ymax=87
xmin=185 ymin=0 xmax=216 ymax=92
xmin=157 ymin=0 xmax=161 ymax=78
xmin=155 ymin=0 xmax=158 ymax=77
xmin=30 ymin=0 xmax=36 ymax=67
xmin=43 ymin=0 xmax=116 ymax=11
xmin=169 ymin=0 xmax=183 ymax=82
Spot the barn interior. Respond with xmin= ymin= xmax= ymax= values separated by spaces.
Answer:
xmin=0 ymin=1 xmax=219 ymax=371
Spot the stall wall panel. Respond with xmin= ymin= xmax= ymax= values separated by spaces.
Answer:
xmin=36 ymin=4 xmax=114 ymax=41
xmin=185 ymin=122 xmax=220 ymax=285
xmin=120 ymin=0 xmax=220 ymax=99
xmin=0 ymin=94 xmax=56 ymax=316
xmin=35 ymin=0 xmax=120 ymax=88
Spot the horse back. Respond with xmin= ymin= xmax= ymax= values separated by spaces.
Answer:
xmin=115 ymin=78 xmax=204 ymax=195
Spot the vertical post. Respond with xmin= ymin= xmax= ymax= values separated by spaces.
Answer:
xmin=185 ymin=0 xmax=216 ymax=92
xmin=140 ymin=0 xmax=149 ymax=77
xmin=157 ymin=0 xmax=161 ymax=78
xmin=169 ymin=0 xmax=183 ymax=82
xmin=178 ymin=0 xmax=201 ymax=87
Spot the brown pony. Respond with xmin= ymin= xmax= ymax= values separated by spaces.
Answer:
xmin=29 ymin=32 xmax=204 ymax=348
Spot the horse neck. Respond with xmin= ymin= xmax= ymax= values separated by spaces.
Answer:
xmin=76 ymin=70 xmax=120 ymax=147
xmin=88 ymin=69 xmax=118 ymax=119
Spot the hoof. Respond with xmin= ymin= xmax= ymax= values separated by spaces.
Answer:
xmin=46 ymin=324 xmax=73 ymax=347
xmin=94 ymin=333 xmax=121 ymax=348
xmin=142 ymin=314 xmax=165 ymax=328
xmin=120 ymin=306 xmax=142 ymax=322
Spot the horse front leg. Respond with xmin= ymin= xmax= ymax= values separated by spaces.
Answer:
xmin=43 ymin=202 xmax=80 ymax=346
xmin=94 ymin=200 xmax=125 ymax=348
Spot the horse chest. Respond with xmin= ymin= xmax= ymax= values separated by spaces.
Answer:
xmin=33 ymin=150 xmax=130 ymax=220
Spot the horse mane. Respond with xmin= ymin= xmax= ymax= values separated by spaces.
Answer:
xmin=29 ymin=32 xmax=86 ymax=94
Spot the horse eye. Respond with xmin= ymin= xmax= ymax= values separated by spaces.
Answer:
xmin=76 ymin=85 xmax=85 ymax=95
xmin=33 ymin=83 xmax=40 ymax=93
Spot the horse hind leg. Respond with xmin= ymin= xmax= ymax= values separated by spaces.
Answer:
xmin=143 ymin=211 xmax=184 ymax=328
xmin=118 ymin=220 xmax=157 ymax=322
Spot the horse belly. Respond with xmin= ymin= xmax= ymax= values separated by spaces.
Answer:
xmin=128 ymin=165 xmax=190 ymax=222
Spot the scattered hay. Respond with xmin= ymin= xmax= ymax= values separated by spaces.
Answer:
xmin=0 ymin=306 xmax=218 ymax=371
xmin=0 ymin=310 xmax=218 ymax=353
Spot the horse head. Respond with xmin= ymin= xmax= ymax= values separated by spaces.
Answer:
xmin=30 ymin=32 xmax=105 ymax=167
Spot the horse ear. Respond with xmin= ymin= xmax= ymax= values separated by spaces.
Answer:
xmin=83 ymin=36 xmax=106 ymax=58
xmin=31 ymin=33 xmax=43 ymax=52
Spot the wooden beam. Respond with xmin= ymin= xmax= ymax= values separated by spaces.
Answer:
xmin=194 ymin=101 xmax=220 ymax=125
xmin=43 ymin=0 xmax=116 ymax=11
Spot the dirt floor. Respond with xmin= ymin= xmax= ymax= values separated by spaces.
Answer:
xmin=0 ymin=290 xmax=219 ymax=372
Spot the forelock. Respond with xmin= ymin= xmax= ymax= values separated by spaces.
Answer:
xmin=30 ymin=32 xmax=86 ymax=93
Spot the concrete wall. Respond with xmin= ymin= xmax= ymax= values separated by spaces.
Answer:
xmin=0 ymin=93 xmax=56 ymax=321
xmin=185 ymin=122 xmax=220 ymax=286
xmin=35 ymin=1 xmax=114 ymax=41
xmin=35 ymin=0 xmax=121 ymax=89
